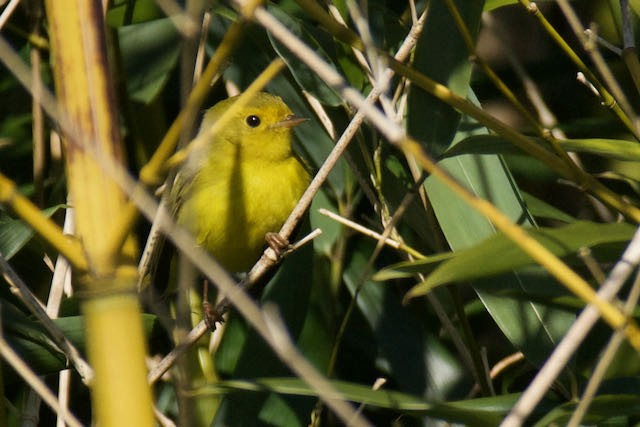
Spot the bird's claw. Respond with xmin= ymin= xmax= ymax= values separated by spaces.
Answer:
xmin=265 ymin=232 xmax=292 ymax=262
xmin=203 ymin=300 xmax=225 ymax=331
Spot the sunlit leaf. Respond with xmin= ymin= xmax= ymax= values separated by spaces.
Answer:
xmin=107 ymin=0 xmax=164 ymax=27
xmin=405 ymin=221 xmax=634 ymax=298
xmin=407 ymin=0 xmax=574 ymax=368
xmin=443 ymin=134 xmax=640 ymax=162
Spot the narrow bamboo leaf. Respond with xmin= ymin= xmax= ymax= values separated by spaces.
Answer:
xmin=562 ymin=138 xmax=640 ymax=160
xmin=211 ymin=377 xmax=510 ymax=426
xmin=407 ymin=0 xmax=574 ymax=368
xmin=596 ymin=171 xmax=640 ymax=196
xmin=484 ymin=0 xmax=518 ymax=11
xmin=408 ymin=1 xmax=483 ymax=157
xmin=443 ymin=134 xmax=640 ymax=162
xmin=521 ymin=192 xmax=576 ymax=223
xmin=106 ymin=0 xmax=163 ymax=27
xmin=406 ymin=221 xmax=634 ymax=298
xmin=373 ymin=252 xmax=454 ymax=281
xmin=533 ymin=394 xmax=640 ymax=427
xmin=343 ymin=243 xmax=463 ymax=398
xmin=0 ymin=205 xmax=63 ymax=260
xmin=0 ymin=114 xmax=32 ymax=156
xmin=310 ymin=189 xmax=343 ymax=257
xmin=2 ymin=305 xmax=157 ymax=378
xmin=441 ymin=134 xmax=526 ymax=158
xmin=2 ymin=303 xmax=65 ymax=376
xmin=118 ymin=18 xmax=181 ymax=104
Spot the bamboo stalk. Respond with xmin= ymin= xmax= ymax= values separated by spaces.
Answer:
xmin=43 ymin=1 xmax=154 ymax=425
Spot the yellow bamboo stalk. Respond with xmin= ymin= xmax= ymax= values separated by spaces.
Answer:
xmin=43 ymin=1 xmax=153 ymax=425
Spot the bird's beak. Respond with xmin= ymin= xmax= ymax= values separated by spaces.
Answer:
xmin=273 ymin=114 xmax=308 ymax=128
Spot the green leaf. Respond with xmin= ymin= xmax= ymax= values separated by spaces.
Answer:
xmin=0 ymin=114 xmax=32 ymax=156
xmin=309 ymin=189 xmax=343 ymax=257
xmin=209 ymin=377 xmax=511 ymax=426
xmin=214 ymin=221 xmax=315 ymax=426
xmin=107 ymin=0 xmax=164 ymax=27
xmin=521 ymin=192 xmax=576 ymax=223
xmin=443 ymin=134 xmax=640 ymax=162
xmin=343 ymin=242 xmax=464 ymax=398
xmin=118 ymin=18 xmax=181 ymax=104
xmin=407 ymin=0 xmax=574 ymax=368
xmin=596 ymin=171 xmax=640 ymax=196
xmin=533 ymin=394 xmax=640 ymax=426
xmin=2 ymin=303 xmax=158 ymax=379
xmin=0 ymin=205 xmax=63 ymax=260
xmin=2 ymin=303 xmax=66 ymax=377
xmin=408 ymin=0 xmax=484 ymax=157
xmin=561 ymin=138 xmax=640 ymax=161
xmin=373 ymin=252 xmax=454 ymax=281
xmin=484 ymin=0 xmax=518 ymax=11
xmin=405 ymin=221 xmax=635 ymax=298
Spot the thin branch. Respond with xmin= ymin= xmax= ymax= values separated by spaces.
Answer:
xmin=207 ymin=2 xmax=428 ymax=320
xmin=555 ymin=0 xmax=639 ymax=136
xmin=501 ymin=225 xmax=640 ymax=427
xmin=567 ymin=259 xmax=640 ymax=427
xmin=244 ymin=2 xmax=640 ymax=345
xmin=618 ymin=0 xmax=640 ymax=94
xmin=24 ymin=203 xmax=75 ymax=425
xmin=318 ymin=208 xmax=422 ymax=258
xmin=0 ymin=0 xmax=20 ymax=29
xmin=0 ymin=311 xmax=83 ymax=427
xmin=0 ymin=255 xmax=93 ymax=383
xmin=152 ymin=0 xmax=199 ymax=37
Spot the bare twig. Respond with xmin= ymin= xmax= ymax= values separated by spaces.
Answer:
xmin=0 ymin=0 xmax=20 ymax=29
xmin=25 ymin=204 xmax=76 ymax=426
xmin=0 ymin=255 xmax=93 ymax=382
xmin=501 ymin=226 xmax=640 ymax=427
xmin=207 ymin=2 xmax=428 ymax=320
xmin=0 ymin=309 xmax=83 ymax=427
xmin=556 ymin=0 xmax=639 ymax=136
xmin=318 ymin=208 xmax=422 ymax=257
xmin=567 ymin=261 xmax=640 ymax=427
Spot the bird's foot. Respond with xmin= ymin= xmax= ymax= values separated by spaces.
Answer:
xmin=265 ymin=232 xmax=292 ymax=262
xmin=202 ymin=279 xmax=224 ymax=331
xmin=203 ymin=300 xmax=225 ymax=331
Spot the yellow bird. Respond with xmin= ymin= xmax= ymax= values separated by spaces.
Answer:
xmin=174 ymin=92 xmax=310 ymax=272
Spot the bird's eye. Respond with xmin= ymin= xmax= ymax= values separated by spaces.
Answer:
xmin=246 ymin=115 xmax=261 ymax=128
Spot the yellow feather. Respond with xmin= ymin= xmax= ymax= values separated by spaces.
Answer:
xmin=175 ymin=92 xmax=310 ymax=272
